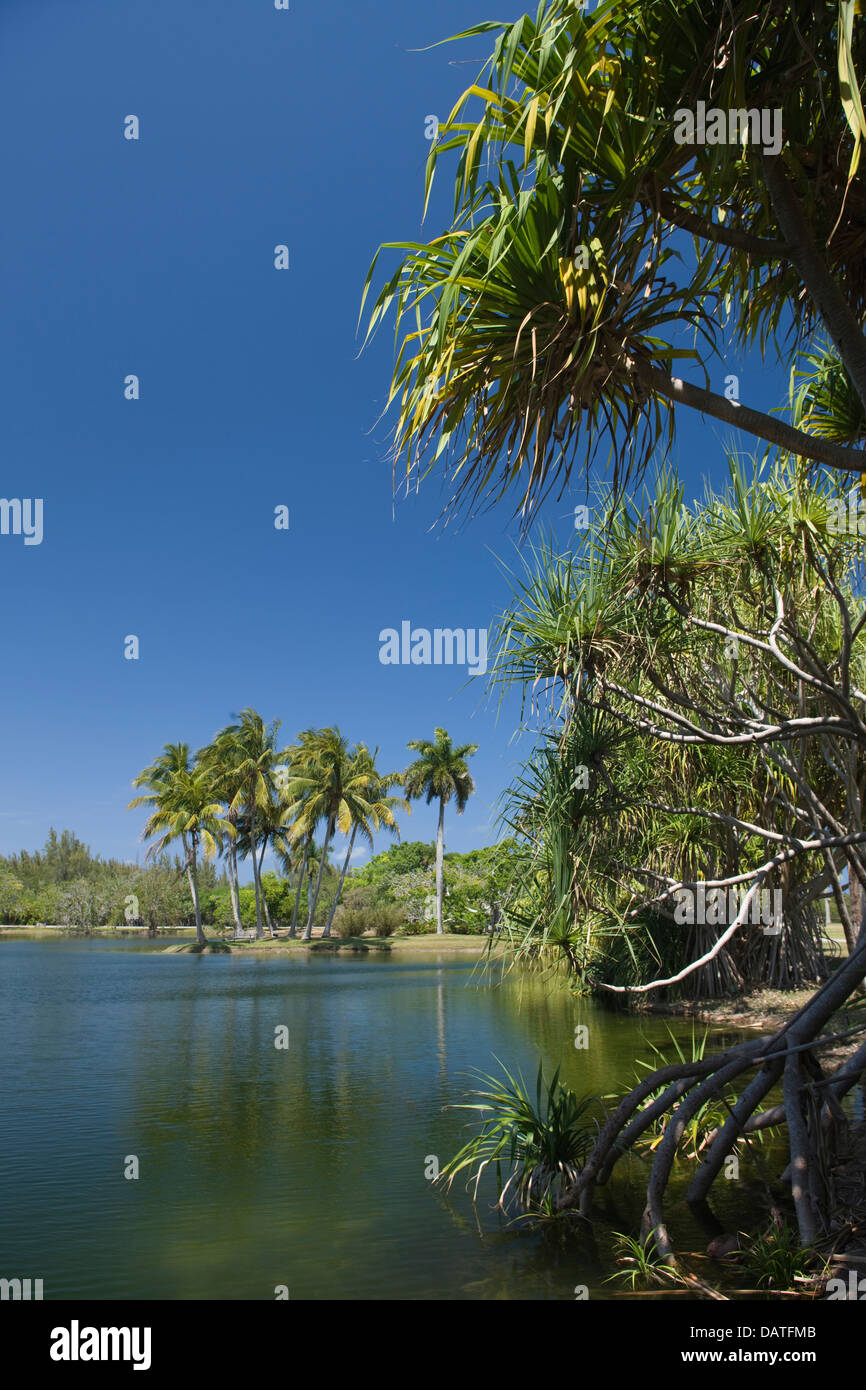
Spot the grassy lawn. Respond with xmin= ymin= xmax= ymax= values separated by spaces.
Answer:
xmin=223 ymin=932 xmax=495 ymax=953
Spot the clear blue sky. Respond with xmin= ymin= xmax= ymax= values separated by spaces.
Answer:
xmin=0 ymin=0 xmax=790 ymax=872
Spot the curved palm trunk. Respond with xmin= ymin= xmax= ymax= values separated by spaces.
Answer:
xmin=228 ymin=833 xmax=243 ymax=933
xmin=249 ymin=798 xmax=264 ymax=940
xmin=435 ymin=796 xmax=445 ymax=935
xmin=323 ymin=826 xmax=357 ymax=937
xmin=304 ymin=820 xmax=333 ymax=941
xmin=290 ymin=837 xmax=311 ymax=939
xmin=257 ymin=837 xmax=273 ymax=937
xmin=185 ymin=833 xmax=205 ymax=946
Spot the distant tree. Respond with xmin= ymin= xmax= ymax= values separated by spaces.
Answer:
xmin=403 ymin=729 xmax=478 ymax=934
xmin=129 ymin=744 xmax=233 ymax=946
xmin=353 ymin=840 xmax=437 ymax=886
xmin=322 ymin=746 xmax=408 ymax=936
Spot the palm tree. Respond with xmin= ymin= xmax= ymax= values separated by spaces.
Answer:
xmin=236 ymin=784 xmax=286 ymax=938
xmin=403 ymin=729 xmax=478 ymax=934
xmin=279 ymin=731 xmax=327 ymax=939
xmin=196 ymin=739 xmax=244 ymax=934
xmin=323 ymin=745 xmax=409 ymax=936
xmin=129 ymin=744 xmax=232 ymax=946
xmin=283 ymin=729 xmax=398 ymax=939
xmin=212 ymin=710 xmax=286 ymax=940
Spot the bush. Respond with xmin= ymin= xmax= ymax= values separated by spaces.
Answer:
xmin=333 ymin=902 xmax=404 ymax=938
xmin=396 ymin=920 xmax=435 ymax=937
xmin=333 ymin=907 xmax=367 ymax=938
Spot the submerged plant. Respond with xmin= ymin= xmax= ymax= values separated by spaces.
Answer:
xmin=630 ymin=1026 xmax=735 ymax=1161
xmin=741 ymin=1222 xmax=814 ymax=1290
xmin=438 ymin=1059 xmax=598 ymax=1216
xmin=605 ymin=1231 xmax=680 ymax=1290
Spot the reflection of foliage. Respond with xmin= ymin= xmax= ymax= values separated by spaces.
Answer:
xmin=439 ymin=1059 xmax=597 ymax=1216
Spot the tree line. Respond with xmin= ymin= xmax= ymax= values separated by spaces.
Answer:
xmin=128 ymin=719 xmax=479 ymax=944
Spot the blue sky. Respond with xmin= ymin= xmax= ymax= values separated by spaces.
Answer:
xmin=0 ymin=0 xmax=791 ymax=873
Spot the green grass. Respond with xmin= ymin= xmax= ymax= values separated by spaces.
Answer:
xmin=226 ymin=932 xmax=493 ymax=952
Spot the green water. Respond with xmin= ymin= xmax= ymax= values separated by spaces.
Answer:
xmin=0 ymin=937 xmax=756 ymax=1300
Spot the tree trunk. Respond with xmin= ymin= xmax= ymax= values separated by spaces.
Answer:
xmin=290 ymin=837 xmax=311 ymax=939
xmin=324 ymin=826 xmax=357 ymax=937
xmin=250 ymin=797 xmax=264 ymax=940
xmin=636 ymin=362 xmax=866 ymax=474
xmin=849 ymin=870 xmax=862 ymax=956
xmin=762 ymin=152 xmax=866 ymax=419
xmin=228 ymin=836 xmax=242 ymax=933
xmin=186 ymin=836 xmax=205 ymax=946
xmin=304 ymin=823 xmax=333 ymax=941
xmin=257 ymin=837 xmax=273 ymax=937
xmin=435 ymin=797 xmax=445 ymax=935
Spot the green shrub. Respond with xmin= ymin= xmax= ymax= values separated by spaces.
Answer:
xmin=334 ymin=908 xmax=366 ymax=938
xmin=396 ymin=920 xmax=434 ymax=936
xmin=440 ymin=1060 xmax=598 ymax=1215
xmin=333 ymin=903 xmax=404 ymax=938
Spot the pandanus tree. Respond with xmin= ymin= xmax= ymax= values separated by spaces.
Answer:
xmin=491 ymin=461 xmax=866 ymax=1259
xmin=362 ymin=0 xmax=866 ymax=519
xmin=403 ymin=730 xmax=478 ymax=934
xmin=129 ymin=743 xmax=232 ymax=946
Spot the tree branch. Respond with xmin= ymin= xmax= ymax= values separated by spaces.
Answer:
xmin=763 ymin=152 xmax=866 ymax=418
xmin=636 ymin=363 xmax=866 ymax=473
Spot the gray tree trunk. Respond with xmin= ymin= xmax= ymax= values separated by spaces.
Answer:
xmin=324 ymin=826 xmax=357 ymax=937
xmin=257 ymin=838 xmax=273 ymax=936
xmin=250 ymin=798 xmax=264 ymax=940
xmin=290 ymin=837 xmax=310 ymax=938
xmin=435 ymin=797 xmax=445 ymax=935
xmin=304 ymin=823 xmax=333 ymax=941
xmin=228 ymin=840 xmax=242 ymax=933
xmin=186 ymin=837 xmax=205 ymax=946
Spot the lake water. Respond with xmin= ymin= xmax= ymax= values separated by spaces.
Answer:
xmin=0 ymin=937 xmax=755 ymax=1300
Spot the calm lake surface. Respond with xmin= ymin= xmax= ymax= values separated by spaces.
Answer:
xmin=0 ymin=937 xmax=754 ymax=1300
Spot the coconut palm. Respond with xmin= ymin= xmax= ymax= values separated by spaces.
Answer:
xmin=403 ymin=729 xmax=478 ymax=934
xmin=196 ymin=739 xmax=245 ymax=934
xmin=129 ymin=744 xmax=232 ymax=945
xmin=236 ymin=783 xmax=288 ymax=937
xmin=322 ymin=746 xmax=409 ymax=936
xmin=281 ymin=728 xmax=353 ymax=940
xmin=211 ymin=710 xmax=286 ymax=940
xmin=278 ymin=731 xmax=330 ymax=938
